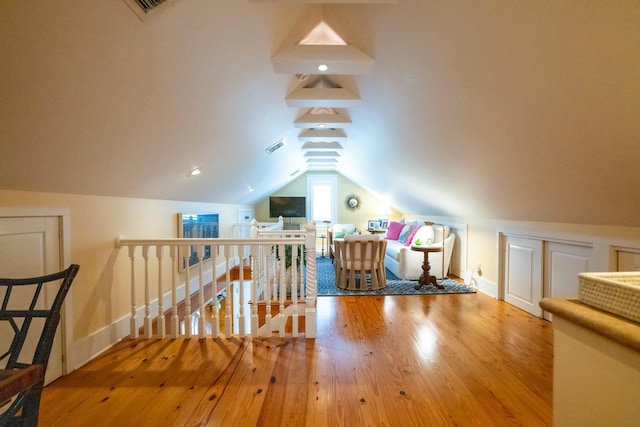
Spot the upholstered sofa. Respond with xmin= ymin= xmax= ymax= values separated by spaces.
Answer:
xmin=384 ymin=221 xmax=455 ymax=280
xmin=328 ymin=223 xmax=356 ymax=240
xmin=327 ymin=223 xmax=357 ymax=259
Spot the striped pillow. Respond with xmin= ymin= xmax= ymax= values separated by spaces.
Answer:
xmin=398 ymin=222 xmax=420 ymax=244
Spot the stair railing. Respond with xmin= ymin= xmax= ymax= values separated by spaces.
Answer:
xmin=115 ymin=219 xmax=316 ymax=341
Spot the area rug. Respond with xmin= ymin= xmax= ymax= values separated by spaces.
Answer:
xmin=315 ymin=257 xmax=475 ymax=296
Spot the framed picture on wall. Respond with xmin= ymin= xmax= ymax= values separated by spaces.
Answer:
xmin=178 ymin=213 xmax=219 ymax=271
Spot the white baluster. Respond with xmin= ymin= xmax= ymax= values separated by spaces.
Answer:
xmin=291 ymin=243 xmax=299 ymax=338
xmin=269 ymin=248 xmax=278 ymax=302
xmin=278 ymin=243 xmax=286 ymax=338
xmin=129 ymin=245 xmax=138 ymax=339
xmin=184 ymin=245 xmax=192 ymax=339
xmin=197 ymin=244 xmax=205 ymax=339
xmin=250 ymin=250 xmax=259 ymax=337
xmin=143 ymin=246 xmax=152 ymax=339
xmin=170 ymin=245 xmax=179 ymax=339
xmin=224 ymin=246 xmax=232 ymax=338
xmin=238 ymin=244 xmax=246 ymax=338
xmin=156 ymin=245 xmax=166 ymax=339
xmin=263 ymin=244 xmax=272 ymax=337
xmin=210 ymin=248 xmax=220 ymax=339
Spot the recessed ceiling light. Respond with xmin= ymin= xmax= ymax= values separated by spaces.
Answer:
xmin=317 ymin=64 xmax=328 ymax=72
xmin=317 ymin=123 xmax=326 ymax=128
xmin=190 ymin=168 xmax=201 ymax=176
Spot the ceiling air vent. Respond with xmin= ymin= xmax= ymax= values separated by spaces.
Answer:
xmin=123 ymin=0 xmax=171 ymax=20
xmin=133 ymin=0 xmax=168 ymax=12
xmin=266 ymin=139 xmax=286 ymax=155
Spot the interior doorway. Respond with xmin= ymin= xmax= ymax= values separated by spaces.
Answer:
xmin=0 ymin=215 xmax=65 ymax=384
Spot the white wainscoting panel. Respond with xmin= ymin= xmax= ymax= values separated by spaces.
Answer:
xmin=503 ymin=235 xmax=543 ymax=317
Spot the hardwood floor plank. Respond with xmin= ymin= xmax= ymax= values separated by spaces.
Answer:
xmin=196 ymin=338 xmax=281 ymax=426
xmin=40 ymin=293 xmax=553 ymax=426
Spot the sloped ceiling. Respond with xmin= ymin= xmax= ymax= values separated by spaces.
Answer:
xmin=1 ymin=1 xmax=639 ymax=226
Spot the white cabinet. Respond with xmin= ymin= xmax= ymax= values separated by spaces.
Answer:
xmin=500 ymin=233 xmax=592 ymax=319
xmin=503 ymin=236 xmax=543 ymax=317
xmin=617 ymin=249 xmax=640 ymax=271
xmin=542 ymin=242 xmax=591 ymax=321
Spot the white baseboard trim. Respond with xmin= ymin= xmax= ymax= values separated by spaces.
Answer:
xmin=476 ymin=276 xmax=498 ymax=298
xmin=463 ymin=270 xmax=498 ymax=298
xmin=67 ymin=257 xmax=239 ymax=372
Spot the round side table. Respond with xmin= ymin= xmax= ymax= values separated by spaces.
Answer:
xmin=410 ymin=245 xmax=444 ymax=290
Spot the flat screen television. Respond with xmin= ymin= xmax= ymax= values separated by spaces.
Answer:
xmin=269 ymin=196 xmax=306 ymax=218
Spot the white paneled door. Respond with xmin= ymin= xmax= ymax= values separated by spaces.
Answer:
xmin=503 ymin=236 xmax=543 ymax=317
xmin=0 ymin=216 xmax=63 ymax=384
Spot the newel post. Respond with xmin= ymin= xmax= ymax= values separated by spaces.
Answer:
xmin=250 ymin=219 xmax=259 ymax=238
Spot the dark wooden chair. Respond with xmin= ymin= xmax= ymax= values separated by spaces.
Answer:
xmin=0 ymin=264 xmax=79 ymax=427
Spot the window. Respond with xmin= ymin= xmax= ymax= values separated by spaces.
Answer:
xmin=307 ymin=174 xmax=337 ymax=224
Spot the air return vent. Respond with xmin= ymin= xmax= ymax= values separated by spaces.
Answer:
xmin=123 ymin=0 xmax=171 ymax=20
xmin=133 ymin=0 xmax=168 ymax=12
xmin=266 ymin=139 xmax=286 ymax=155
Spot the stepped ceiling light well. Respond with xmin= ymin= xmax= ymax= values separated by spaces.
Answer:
xmin=285 ymin=77 xmax=361 ymax=108
xmin=272 ymin=21 xmax=374 ymax=75
xmin=295 ymin=108 xmax=352 ymax=128
xmin=304 ymin=151 xmax=340 ymax=158
xmin=301 ymin=141 xmax=344 ymax=150
xmin=307 ymin=158 xmax=338 ymax=164
xmin=274 ymin=19 xmax=373 ymax=173
xmin=298 ymin=128 xmax=347 ymax=142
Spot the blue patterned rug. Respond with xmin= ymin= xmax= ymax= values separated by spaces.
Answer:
xmin=315 ymin=257 xmax=475 ymax=296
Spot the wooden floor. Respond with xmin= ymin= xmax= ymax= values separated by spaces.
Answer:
xmin=40 ymin=293 xmax=553 ymax=426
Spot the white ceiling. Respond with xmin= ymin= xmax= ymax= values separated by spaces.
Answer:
xmin=1 ymin=0 xmax=639 ymax=226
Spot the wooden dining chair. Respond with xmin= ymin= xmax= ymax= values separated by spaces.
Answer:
xmin=0 ymin=264 xmax=79 ymax=427
xmin=334 ymin=235 xmax=387 ymax=291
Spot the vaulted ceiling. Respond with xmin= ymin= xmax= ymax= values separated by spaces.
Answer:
xmin=1 ymin=0 xmax=639 ymax=226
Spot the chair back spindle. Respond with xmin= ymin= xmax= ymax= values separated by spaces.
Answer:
xmin=334 ymin=236 xmax=387 ymax=290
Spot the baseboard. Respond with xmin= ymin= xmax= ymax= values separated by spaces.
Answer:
xmin=476 ymin=277 xmax=498 ymax=298
xmin=463 ymin=271 xmax=498 ymax=298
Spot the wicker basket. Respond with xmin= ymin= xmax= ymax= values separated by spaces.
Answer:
xmin=578 ymin=272 xmax=640 ymax=323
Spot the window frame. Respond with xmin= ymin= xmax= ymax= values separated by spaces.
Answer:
xmin=306 ymin=174 xmax=338 ymax=225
